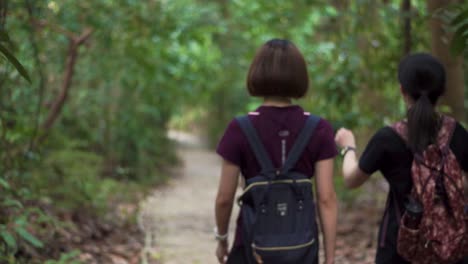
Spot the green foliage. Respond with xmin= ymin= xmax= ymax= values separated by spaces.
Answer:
xmin=0 ymin=28 xmax=30 ymax=82
xmin=1 ymin=1 xmax=184 ymax=261
xmin=0 ymin=195 xmax=48 ymax=260
xmin=30 ymin=148 xmax=106 ymax=211
xmin=43 ymin=250 xmax=82 ymax=264
xmin=29 ymin=146 xmax=155 ymax=213
xmin=180 ymin=0 xmax=433 ymax=146
xmin=449 ymin=5 xmax=468 ymax=55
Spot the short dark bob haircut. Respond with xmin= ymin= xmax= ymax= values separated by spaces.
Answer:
xmin=247 ymin=39 xmax=309 ymax=98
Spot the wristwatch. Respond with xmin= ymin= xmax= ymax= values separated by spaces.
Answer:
xmin=214 ymin=227 xmax=228 ymax=241
xmin=340 ymin=146 xmax=356 ymax=156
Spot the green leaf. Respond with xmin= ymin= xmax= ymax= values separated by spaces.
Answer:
xmin=14 ymin=227 xmax=44 ymax=248
xmin=450 ymin=23 xmax=468 ymax=55
xmin=59 ymin=250 xmax=80 ymax=261
xmin=3 ymin=199 xmax=23 ymax=209
xmin=0 ymin=178 xmax=10 ymax=189
xmin=0 ymin=29 xmax=11 ymax=42
xmin=0 ymin=43 xmax=31 ymax=83
xmin=450 ymin=8 xmax=468 ymax=27
xmin=44 ymin=250 xmax=81 ymax=264
xmin=0 ymin=230 xmax=17 ymax=252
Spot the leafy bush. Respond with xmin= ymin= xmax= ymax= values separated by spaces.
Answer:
xmin=0 ymin=177 xmax=47 ymax=263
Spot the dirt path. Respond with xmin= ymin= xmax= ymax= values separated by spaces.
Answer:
xmin=138 ymin=132 xmax=238 ymax=264
xmin=138 ymin=131 xmax=383 ymax=264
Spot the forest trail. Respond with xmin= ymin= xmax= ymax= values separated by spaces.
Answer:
xmin=138 ymin=131 xmax=238 ymax=264
xmin=138 ymin=131 xmax=382 ymax=264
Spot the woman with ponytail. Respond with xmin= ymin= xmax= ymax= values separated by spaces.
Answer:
xmin=335 ymin=53 xmax=468 ymax=263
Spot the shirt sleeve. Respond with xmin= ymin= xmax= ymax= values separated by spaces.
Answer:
xmin=216 ymin=118 xmax=243 ymax=167
xmin=359 ymin=128 xmax=389 ymax=175
xmin=315 ymin=119 xmax=338 ymax=161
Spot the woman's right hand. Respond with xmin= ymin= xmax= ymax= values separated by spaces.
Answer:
xmin=334 ymin=128 xmax=356 ymax=149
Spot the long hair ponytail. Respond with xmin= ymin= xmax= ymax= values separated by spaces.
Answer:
xmin=398 ymin=53 xmax=446 ymax=153
xmin=406 ymin=92 xmax=439 ymax=153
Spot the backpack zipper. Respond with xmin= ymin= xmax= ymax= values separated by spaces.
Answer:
xmin=252 ymin=238 xmax=315 ymax=252
xmin=241 ymin=179 xmax=312 ymax=194
xmin=237 ymin=179 xmax=312 ymax=206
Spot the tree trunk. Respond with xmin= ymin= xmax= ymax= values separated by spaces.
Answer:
xmin=427 ymin=0 xmax=465 ymax=122
xmin=0 ymin=0 xmax=6 ymax=26
xmin=402 ymin=0 xmax=412 ymax=56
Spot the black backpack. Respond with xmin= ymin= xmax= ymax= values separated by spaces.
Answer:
xmin=236 ymin=115 xmax=320 ymax=264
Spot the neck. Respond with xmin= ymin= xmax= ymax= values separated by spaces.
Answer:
xmin=262 ymin=96 xmax=293 ymax=107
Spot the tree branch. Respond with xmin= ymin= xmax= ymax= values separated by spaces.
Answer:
xmin=40 ymin=28 xmax=92 ymax=134
xmin=31 ymin=19 xmax=77 ymax=40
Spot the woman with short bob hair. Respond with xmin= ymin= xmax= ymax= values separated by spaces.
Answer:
xmin=214 ymin=39 xmax=338 ymax=264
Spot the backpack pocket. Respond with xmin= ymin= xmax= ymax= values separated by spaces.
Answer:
xmin=397 ymin=221 xmax=421 ymax=262
xmin=397 ymin=209 xmax=468 ymax=264
xmin=251 ymin=236 xmax=317 ymax=264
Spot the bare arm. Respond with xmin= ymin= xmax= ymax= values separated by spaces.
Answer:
xmin=214 ymin=159 xmax=240 ymax=263
xmin=335 ymin=128 xmax=370 ymax=189
xmin=315 ymin=158 xmax=337 ymax=264
xmin=340 ymin=148 xmax=370 ymax=189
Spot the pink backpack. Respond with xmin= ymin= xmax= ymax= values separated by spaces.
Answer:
xmin=392 ymin=115 xmax=468 ymax=264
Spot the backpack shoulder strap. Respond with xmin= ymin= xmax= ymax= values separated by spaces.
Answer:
xmin=281 ymin=115 xmax=321 ymax=174
xmin=437 ymin=115 xmax=457 ymax=149
xmin=391 ymin=116 xmax=457 ymax=149
xmin=390 ymin=120 xmax=408 ymax=142
xmin=235 ymin=115 xmax=275 ymax=174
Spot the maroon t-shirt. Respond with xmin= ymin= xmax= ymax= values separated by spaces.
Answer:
xmin=216 ymin=105 xmax=338 ymax=247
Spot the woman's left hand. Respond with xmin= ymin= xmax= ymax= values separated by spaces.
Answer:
xmin=216 ymin=241 xmax=229 ymax=263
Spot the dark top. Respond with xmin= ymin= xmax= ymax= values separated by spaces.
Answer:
xmin=217 ymin=105 xmax=338 ymax=247
xmin=359 ymin=122 xmax=468 ymax=264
